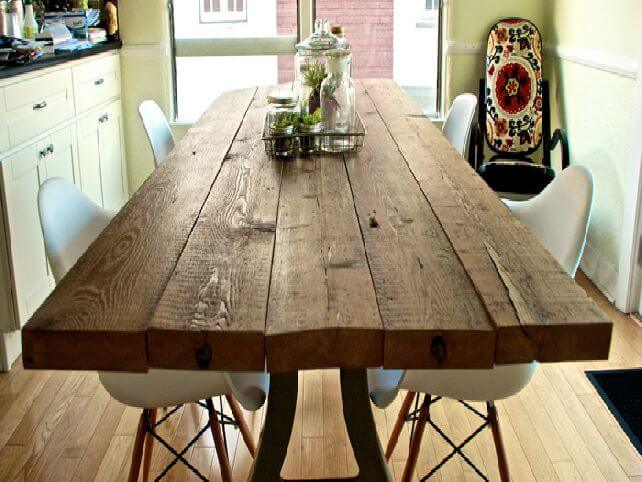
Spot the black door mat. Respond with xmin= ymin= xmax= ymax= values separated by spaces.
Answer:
xmin=586 ymin=368 xmax=642 ymax=455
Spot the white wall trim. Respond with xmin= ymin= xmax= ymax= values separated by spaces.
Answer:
xmin=544 ymin=43 xmax=638 ymax=80
xmin=444 ymin=41 xmax=638 ymax=80
xmin=581 ymin=244 xmax=618 ymax=303
xmin=120 ymin=43 xmax=169 ymax=58
xmin=444 ymin=41 xmax=482 ymax=55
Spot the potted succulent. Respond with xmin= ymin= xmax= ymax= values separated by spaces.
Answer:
xmin=269 ymin=112 xmax=298 ymax=158
xmin=298 ymin=108 xmax=322 ymax=155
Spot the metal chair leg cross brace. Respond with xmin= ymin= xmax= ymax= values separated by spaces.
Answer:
xmin=128 ymin=398 xmax=244 ymax=482
xmin=394 ymin=392 xmax=509 ymax=482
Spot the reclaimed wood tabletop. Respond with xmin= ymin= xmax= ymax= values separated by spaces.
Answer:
xmin=22 ymin=79 xmax=612 ymax=374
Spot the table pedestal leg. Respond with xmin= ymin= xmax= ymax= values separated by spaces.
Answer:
xmin=340 ymin=369 xmax=393 ymax=482
xmin=249 ymin=369 xmax=392 ymax=482
xmin=248 ymin=372 xmax=298 ymax=482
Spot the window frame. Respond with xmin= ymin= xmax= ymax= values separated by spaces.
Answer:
xmin=169 ymin=0 xmax=445 ymax=121
xmin=199 ymin=0 xmax=248 ymax=24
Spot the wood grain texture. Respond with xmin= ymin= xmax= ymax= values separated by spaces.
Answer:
xmin=348 ymin=83 xmax=496 ymax=369
xmin=362 ymin=79 xmax=612 ymax=363
xmin=22 ymin=88 xmax=258 ymax=371
xmin=21 ymin=80 xmax=612 ymax=373
xmin=265 ymin=154 xmax=383 ymax=373
xmin=148 ymin=87 xmax=279 ymax=371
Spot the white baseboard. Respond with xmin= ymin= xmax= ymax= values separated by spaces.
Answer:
xmin=1 ymin=330 xmax=21 ymax=372
xmin=580 ymin=244 xmax=618 ymax=302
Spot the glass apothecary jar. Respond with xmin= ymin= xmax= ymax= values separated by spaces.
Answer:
xmin=267 ymin=90 xmax=299 ymax=157
xmin=321 ymin=49 xmax=356 ymax=153
xmin=295 ymin=18 xmax=339 ymax=116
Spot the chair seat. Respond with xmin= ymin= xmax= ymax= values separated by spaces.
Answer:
xmin=99 ymin=369 xmax=269 ymax=411
xmin=477 ymin=160 xmax=555 ymax=195
xmin=368 ymin=363 xmax=537 ymax=409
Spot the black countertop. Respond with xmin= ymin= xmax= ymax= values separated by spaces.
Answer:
xmin=0 ymin=40 xmax=122 ymax=81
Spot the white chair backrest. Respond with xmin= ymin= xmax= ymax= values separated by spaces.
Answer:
xmin=138 ymin=100 xmax=175 ymax=168
xmin=38 ymin=178 xmax=113 ymax=282
xmin=442 ymin=93 xmax=477 ymax=156
xmin=506 ymin=165 xmax=593 ymax=278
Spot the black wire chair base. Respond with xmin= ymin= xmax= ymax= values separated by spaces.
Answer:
xmin=405 ymin=395 xmax=491 ymax=482
xmin=146 ymin=396 xmax=240 ymax=481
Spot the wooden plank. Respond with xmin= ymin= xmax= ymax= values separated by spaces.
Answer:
xmin=22 ymin=88 xmax=257 ymax=372
xmin=147 ymin=87 xmax=278 ymax=371
xmin=265 ymin=155 xmax=383 ymax=372
xmin=363 ymin=79 xmax=612 ymax=363
xmin=347 ymin=83 xmax=495 ymax=369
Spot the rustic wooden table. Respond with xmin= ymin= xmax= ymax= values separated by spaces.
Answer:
xmin=22 ymin=80 xmax=612 ymax=481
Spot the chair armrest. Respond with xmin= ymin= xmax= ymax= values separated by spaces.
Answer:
xmin=551 ymin=128 xmax=570 ymax=169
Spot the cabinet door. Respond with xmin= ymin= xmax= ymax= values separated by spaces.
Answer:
xmin=98 ymin=101 xmax=127 ymax=211
xmin=42 ymin=125 xmax=78 ymax=184
xmin=77 ymin=114 xmax=103 ymax=207
xmin=0 ymin=141 xmax=52 ymax=326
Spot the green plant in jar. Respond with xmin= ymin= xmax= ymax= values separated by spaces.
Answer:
xmin=298 ymin=108 xmax=323 ymax=156
xmin=303 ymin=63 xmax=327 ymax=114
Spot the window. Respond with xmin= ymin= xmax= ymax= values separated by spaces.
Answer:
xmin=315 ymin=0 xmax=442 ymax=116
xmin=200 ymin=0 xmax=247 ymax=24
xmin=170 ymin=0 xmax=443 ymax=121
xmin=171 ymin=0 xmax=298 ymax=122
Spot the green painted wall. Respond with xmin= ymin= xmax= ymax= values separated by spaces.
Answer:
xmin=119 ymin=0 xmax=174 ymax=193
xmin=545 ymin=0 xmax=640 ymax=295
xmin=443 ymin=0 xmax=549 ymax=109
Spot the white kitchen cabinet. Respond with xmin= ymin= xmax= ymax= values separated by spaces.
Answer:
xmin=78 ymin=100 xmax=127 ymax=211
xmin=0 ymin=51 xmax=126 ymax=368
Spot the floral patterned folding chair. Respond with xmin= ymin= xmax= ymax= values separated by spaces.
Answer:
xmin=473 ymin=18 xmax=569 ymax=196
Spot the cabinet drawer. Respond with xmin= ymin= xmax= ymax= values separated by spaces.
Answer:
xmin=3 ymin=68 xmax=75 ymax=148
xmin=73 ymin=54 xmax=120 ymax=114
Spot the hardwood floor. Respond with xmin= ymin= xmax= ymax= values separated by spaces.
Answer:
xmin=0 ymin=272 xmax=640 ymax=481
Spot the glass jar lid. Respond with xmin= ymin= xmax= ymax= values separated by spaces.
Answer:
xmin=267 ymin=90 xmax=299 ymax=106
xmin=295 ymin=18 xmax=339 ymax=54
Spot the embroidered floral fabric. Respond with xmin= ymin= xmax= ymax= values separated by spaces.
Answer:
xmin=485 ymin=19 xmax=543 ymax=154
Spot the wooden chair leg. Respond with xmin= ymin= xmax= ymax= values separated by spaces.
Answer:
xmin=402 ymin=394 xmax=430 ymax=482
xmin=128 ymin=409 xmax=149 ymax=482
xmin=207 ymin=398 xmax=233 ymax=482
xmin=488 ymin=401 xmax=510 ymax=482
xmin=386 ymin=391 xmax=416 ymax=461
xmin=141 ymin=408 xmax=157 ymax=482
xmin=225 ymin=393 xmax=256 ymax=457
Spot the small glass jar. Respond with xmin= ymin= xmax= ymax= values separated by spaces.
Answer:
xmin=267 ymin=90 xmax=299 ymax=158
xmin=295 ymin=18 xmax=339 ymax=116
xmin=298 ymin=122 xmax=322 ymax=155
xmin=321 ymin=49 xmax=356 ymax=153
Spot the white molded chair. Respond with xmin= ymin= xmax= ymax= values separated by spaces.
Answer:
xmin=442 ymin=93 xmax=478 ymax=157
xmin=369 ymin=165 xmax=594 ymax=482
xmin=38 ymin=178 xmax=267 ymax=482
xmin=139 ymin=100 xmax=175 ymax=168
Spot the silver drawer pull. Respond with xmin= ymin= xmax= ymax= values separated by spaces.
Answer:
xmin=39 ymin=144 xmax=54 ymax=158
xmin=94 ymin=78 xmax=105 ymax=86
xmin=99 ymin=113 xmax=109 ymax=124
xmin=33 ymin=101 xmax=48 ymax=111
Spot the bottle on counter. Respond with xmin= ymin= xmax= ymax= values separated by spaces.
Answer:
xmin=8 ymin=0 xmax=23 ymax=31
xmin=22 ymin=0 xmax=37 ymax=39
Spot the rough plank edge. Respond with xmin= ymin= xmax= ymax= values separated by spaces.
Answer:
xmin=147 ymin=329 xmax=265 ymax=372
xmin=266 ymin=328 xmax=384 ymax=374
xmin=22 ymin=330 xmax=148 ymax=372
xmin=383 ymin=329 xmax=496 ymax=370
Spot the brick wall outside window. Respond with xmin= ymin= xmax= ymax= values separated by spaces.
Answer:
xmin=276 ymin=0 xmax=394 ymax=83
